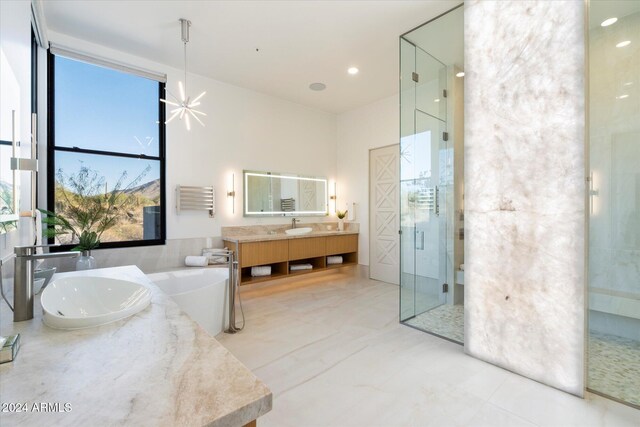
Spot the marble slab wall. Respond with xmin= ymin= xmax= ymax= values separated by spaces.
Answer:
xmin=464 ymin=0 xmax=586 ymax=396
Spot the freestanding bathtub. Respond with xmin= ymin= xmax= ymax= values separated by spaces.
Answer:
xmin=148 ymin=268 xmax=229 ymax=336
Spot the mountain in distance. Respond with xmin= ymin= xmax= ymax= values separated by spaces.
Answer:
xmin=124 ymin=178 xmax=160 ymax=200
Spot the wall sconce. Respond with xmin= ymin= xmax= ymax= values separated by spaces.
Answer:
xmin=227 ymin=173 xmax=236 ymax=214
xmin=329 ymin=181 xmax=337 ymax=214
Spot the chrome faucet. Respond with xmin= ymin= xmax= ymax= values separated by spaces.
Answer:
xmin=292 ymin=218 xmax=300 ymax=229
xmin=13 ymin=245 xmax=80 ymax=322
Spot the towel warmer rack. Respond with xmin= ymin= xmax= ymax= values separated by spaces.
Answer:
xmin=176 ymin=185 xmax=215 ymax=218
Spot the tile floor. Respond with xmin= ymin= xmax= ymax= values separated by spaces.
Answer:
xmin=216 ymin=267 xmax=640 ymax=427
xmin=588 ymin=331 xmax=640 ymax=407
xmin=405 ymin=304 xmax=465 ymax=343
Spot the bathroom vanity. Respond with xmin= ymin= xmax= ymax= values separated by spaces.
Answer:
xmin=0 ymin=266 xmax=271 ymax=427
xmin=223 ymin=225 xmax=359 ymax=285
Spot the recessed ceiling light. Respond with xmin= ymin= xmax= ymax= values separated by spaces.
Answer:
xmin=616 ymin=94 xmax=629 ymax=99
xmin=347 ymin=67 xmax=359 ymax=75
xmin=456 ymin=72 xmax=465 ymax=78
xmin=616 ymin=40 xmax=631 ymax=48
xmin=623 ymin=82 xmax=633 ymax=86
xmin=601 ymin=17 xmax=618 ymax=27
xmin=309 ymin=82 xmax=326 ymax=91
xmin=434 ymin=98 xmax=440 ymax=103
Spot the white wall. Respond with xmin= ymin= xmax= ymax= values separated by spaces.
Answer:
xmin=336 ymin=94 xmax=398 ymax=266
xmin=41 ymin=31 xmax=338 ymax=241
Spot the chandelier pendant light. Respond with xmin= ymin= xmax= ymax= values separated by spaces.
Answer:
xmin=161 ymin=18 xmax=206 ymax=130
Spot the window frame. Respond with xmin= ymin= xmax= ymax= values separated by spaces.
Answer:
xmin=46 ymin=50 xmax=166 ymax=250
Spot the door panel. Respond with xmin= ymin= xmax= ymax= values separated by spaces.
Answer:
xmin=399 ymin=40 xmax=448 ymax=322
xmin=369 ymin=144 xmax=400 ymax=284
xmin=414 ymin=110 xmax=448 ymax=313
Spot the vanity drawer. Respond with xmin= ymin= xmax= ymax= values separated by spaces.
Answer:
xmin=240 ymin=240 xmax=289 ymax=267
xmin=289 ymin=237 xmax=326 ymax=261
xmin=326 ymin=235 xmax=358 ymax=255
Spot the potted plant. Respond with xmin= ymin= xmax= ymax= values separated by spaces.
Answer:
xmin=336 ymin=210 xmax=348 ymax=232
xmin=40 ymin=209 xmax=103 ymax=270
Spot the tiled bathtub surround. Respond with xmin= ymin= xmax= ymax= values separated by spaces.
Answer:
xmin=40 ymin=237 xmax=225 ymax=273
xmin=464 ymin=0 xmax=586 ymax=396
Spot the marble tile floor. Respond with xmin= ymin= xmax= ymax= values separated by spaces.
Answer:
xmin=216 ymin=267 xmax=640 ymax=427
xmin=405 ymin=304 xmax=464 ymax=343
xmin=588 ymin=331 xmax=640 ymax=407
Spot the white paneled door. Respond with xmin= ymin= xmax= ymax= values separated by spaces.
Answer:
xmin=369 ymin=144 xmax=400 ymax=284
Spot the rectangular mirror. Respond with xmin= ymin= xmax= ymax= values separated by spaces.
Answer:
xmin=244 ymin=170 xmax=328 ymax=217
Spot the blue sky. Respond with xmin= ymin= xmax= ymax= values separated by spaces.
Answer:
xmin=56 ymin=151 xmax=159 ymax=193
xmin=54 ymin=56 xmax=160 ymax=189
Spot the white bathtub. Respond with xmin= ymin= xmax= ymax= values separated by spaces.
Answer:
xmin=148 ymin=268 xmax=229 ymax=336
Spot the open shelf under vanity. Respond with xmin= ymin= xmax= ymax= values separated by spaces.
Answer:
xmin=225 ymin=234 xmax=359 ymax=285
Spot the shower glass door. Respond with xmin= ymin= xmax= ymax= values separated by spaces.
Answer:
xmin=400 ymin=39 xmax=448 ymax=323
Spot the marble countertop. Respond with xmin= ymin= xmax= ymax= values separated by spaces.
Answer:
xmin=223 ymin=230 xmax=359 ymax=243
xmin=0 ymin=266 xmax=272 ymax=427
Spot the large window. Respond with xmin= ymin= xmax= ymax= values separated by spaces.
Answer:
xmin=47 ymin=52 xmax=165 ymax=248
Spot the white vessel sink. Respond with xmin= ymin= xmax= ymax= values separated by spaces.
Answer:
xmin=41 ymin=276 xmax=151 ymax=330
xmin=285 ymin=227 xmax=313 ymax=235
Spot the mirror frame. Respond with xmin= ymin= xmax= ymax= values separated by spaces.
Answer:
xmin=243 ymin=170 xmax=328 ymax=217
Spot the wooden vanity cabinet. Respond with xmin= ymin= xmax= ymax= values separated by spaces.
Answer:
xmin=240 ymin=240 xmax=288 ymax=266
xmin=289 ymin=236 xmax=326 ymax=260
xmin=224 ymin=234 xmax=358 ymax=285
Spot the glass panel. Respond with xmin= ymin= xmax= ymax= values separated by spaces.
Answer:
xmin=54 ymin=151 xmax=162 ymax=243
xmin=416 ymin=48 xmax=447 ymax=122
xmin=400 ymin=178 xmax=416 ymax=322
xmin=399 ymin=38 xmax=449 ymax=324
xmin=587 ymin=0 xmax=640 ymax=407
xmin=399 ymin=5 xmax=463 ymax=344
xmin=54 ymin=56 xmax=160 ymax=157
xmin=414 ymin=111 xmax=447 ymax=315
xmin=400 ymin=38 xmax=417 ymax=322
xmin=400 ymin=38 xmax=417 ymax=145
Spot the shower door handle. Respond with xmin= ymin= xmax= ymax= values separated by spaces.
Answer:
xmin=415 ymin=230 xmax=424 ymax=250
xmin=434 ymin=186 xmax=440 ymax=216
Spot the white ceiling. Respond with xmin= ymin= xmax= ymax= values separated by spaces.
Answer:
xmin=41 ymin=0 xmax=461 ymax=114
xmin=589 ymin=0 xmax=640 ymax=28
xmin=402 ymin=4 xmax=463 ymax=69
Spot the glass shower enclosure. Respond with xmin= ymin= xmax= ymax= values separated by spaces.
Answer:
xmin=587 ymin=0 xmax=640 ymax=408
xmin=399 ymin=40 xmax=449 ymax=320
xmin=399 ymin=5 xmax=464 ymax=343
